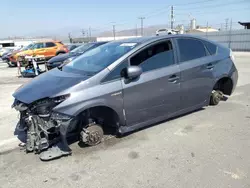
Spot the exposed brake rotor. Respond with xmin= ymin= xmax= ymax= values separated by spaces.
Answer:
xmin=80 ymin=125 xmax=104 ymax=146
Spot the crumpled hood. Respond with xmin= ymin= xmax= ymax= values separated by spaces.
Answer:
xmin=48 ymin=53 xmax=76 ymax=64
xmin=13 ymin=68 xmax=89 ymax=104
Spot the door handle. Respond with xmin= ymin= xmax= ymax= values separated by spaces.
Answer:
xmin=206 ymin=63 xmax=214 ymax=69
xmin=168 ymin=75 xmax=179 ymax=83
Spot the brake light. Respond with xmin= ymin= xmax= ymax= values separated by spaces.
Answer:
xmin=63 ymin=45 xmax=69 ymax=53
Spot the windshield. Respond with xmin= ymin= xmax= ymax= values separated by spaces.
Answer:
xmin=71 ymin=43 xmax=95 ymax=53
xmin=64 ymin=42 xmax=138 ymax=74
xmin=22 ymin=44 xmax=34 ymax=50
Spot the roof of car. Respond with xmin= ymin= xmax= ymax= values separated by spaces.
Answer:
xmin=113 ymin=34 xmax=205 ymax=44
xmin=35 ymin=40 xmax=61 ymax=43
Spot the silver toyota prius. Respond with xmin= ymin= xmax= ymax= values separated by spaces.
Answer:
xmin=12 ymin=35 xmax=238 ymax=160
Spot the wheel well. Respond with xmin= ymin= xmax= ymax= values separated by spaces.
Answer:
xmin=213 ymin=77 xmax=233 ymax=95
xmin=56 ymin=51 xmax=66 ymax=55
xmin=80 ymin=106 xmax=120 ymax=135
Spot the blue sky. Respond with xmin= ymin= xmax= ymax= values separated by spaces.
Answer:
xmin=1 ymin=0 xmax=250 ymax=37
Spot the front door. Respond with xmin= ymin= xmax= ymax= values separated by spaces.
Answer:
xmin=175 ymin=38 xmax=215 ymax=109
xmin=33 ymin=43 xmax=46 ymax=57
xmin=122 ymin=40 xmax=181 ymax=126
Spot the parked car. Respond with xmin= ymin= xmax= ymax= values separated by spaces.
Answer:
xmin=0 ymin=48 xmax=13 ymax=58
xmin=66 ymin=44 xmax=81 ymax=51
xmin=7 ymin=44 xmax=34 ymax=67
xmin=46 ymin=42 xmax=107 ymax=70
xmin=12 ymin=35 xmax=238 ymax=161
xmin=15 ymin=41 xmax=69 ymax=64
xmin=156 ymin=28 xmax=178 ymax=36
xmin=1 ymin=51 xmax=13 ymax=62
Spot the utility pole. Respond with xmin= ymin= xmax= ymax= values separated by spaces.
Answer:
xmin=88 ymin=27 xmax=92 ymax=42
xmin=112 ymin=25 xmax=116 ymax=40
xmin=229 ymin=18 xmax=233 ymax=48
xmin=170 ymin=6 xmax=174 ymax=29
xmin=138 ymin=17 xmax=145 ymax=36
xmin=225 ymin=18 xmax=229 ymax=31
xmin=68 ymin=32 xmax=72 ymax=43
xmin=89 ymin=27 xmax=91 ymax=38
xmin=81 ymin=29 xmax=85 ymax=37
xmin=206 ymin=22 xmax=209 ymax=38
xmin=135 ymin=24 xmax=138 ymax=37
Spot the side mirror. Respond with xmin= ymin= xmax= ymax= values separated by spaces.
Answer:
xmin=124 ymin=66 xmax=142 ymax=79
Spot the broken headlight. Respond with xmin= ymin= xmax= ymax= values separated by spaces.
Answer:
xmin=32 ymin=94 xmax=70 ymax=117
xmin=52 ymin=94 xmax=70 ymax=103
xmin=51 ymin=112 xmax=72 ymax=121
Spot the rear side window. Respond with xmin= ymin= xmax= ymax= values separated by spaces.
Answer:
xmin=177 ymin=38 xmax=207 ymax=62
xmin=45 ymin=42 xmax=56 ymax=48
xmin=130 ymin=40 xmax=174 ymax=72
xmin=203 ymin=41 xmax=217 ymax=55
xmin=32 ymin=43 xmax=45 ymax=49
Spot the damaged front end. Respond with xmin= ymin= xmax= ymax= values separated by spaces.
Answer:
xmin=12 ymin=94 xmax=78 ymax=161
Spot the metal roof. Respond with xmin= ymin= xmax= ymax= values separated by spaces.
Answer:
xmin=112 ymin=34 xmax=204 ymax=44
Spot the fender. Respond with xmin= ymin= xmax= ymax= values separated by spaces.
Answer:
xmin=53 ymin=98 xmax=126 ymax=127
xmin=56 ymin=51 xmax=66 ymax=55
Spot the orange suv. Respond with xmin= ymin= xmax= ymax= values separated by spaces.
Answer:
xmin=15 ymin=41 xmax=69 ymax=63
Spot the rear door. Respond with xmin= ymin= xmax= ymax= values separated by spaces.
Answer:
xmin=175 ymin=37 xmax=215 ymax=109
xmin=122 ymin=39 xmax=181 ymax=126
xmin=45 ymin=42 xmax=57 ymax=57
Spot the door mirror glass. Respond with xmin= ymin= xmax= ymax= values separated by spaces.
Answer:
xmin=125 ymin=66 xmax=142 ymax=79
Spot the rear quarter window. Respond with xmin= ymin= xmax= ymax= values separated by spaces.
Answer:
xmin=177 ymin=38 xmax=207 ymax=62
xmin=203 ymin=41 xmax=218 ymax=55
xmin=45 ymin=42 xmax=56 ymax=48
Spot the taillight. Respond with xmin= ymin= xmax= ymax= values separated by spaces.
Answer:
xmin=63 ymin=45 xmax=69 ymax=52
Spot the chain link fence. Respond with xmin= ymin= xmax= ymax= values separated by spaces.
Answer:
xmin=190 ymin=22 xmax=250 ymax=52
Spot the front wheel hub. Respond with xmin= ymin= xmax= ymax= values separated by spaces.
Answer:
xmin=80 ymin=125 xmax=104 ymax=146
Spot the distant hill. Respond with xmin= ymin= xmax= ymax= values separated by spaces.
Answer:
xmin=98 ymin=24 xmax=169 ymax=37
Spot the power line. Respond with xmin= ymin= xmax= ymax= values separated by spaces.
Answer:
xmin=182 ymin=7 xmax=249 ymax=16
xmin=142 ymin=0 xmax=218 ymax=18
xmin=146 ymin=0 xmax=248 ymax=18
xmin=176 ymin=0 xmax=248 ymax=12
xmin=69 ymin=0 xmax=248 ymax=36
xmin=174 ymin=0 xmax=217 ymax=6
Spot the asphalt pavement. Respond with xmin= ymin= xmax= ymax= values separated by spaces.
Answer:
xmin=0 ymin=53 xmax=249 ymax=188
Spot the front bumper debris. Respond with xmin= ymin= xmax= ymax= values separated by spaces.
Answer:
xmin=13 ymin=99 xmax=77 ymax=161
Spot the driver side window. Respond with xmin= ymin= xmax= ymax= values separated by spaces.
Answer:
xmin=130 ymin=40 xmax=174 ymax=72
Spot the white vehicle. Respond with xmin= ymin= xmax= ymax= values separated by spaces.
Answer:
xmin=156 ymin=28 xmax=178 ymax=36
xmin=0 ymin=48 xmax=13 ymax=57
